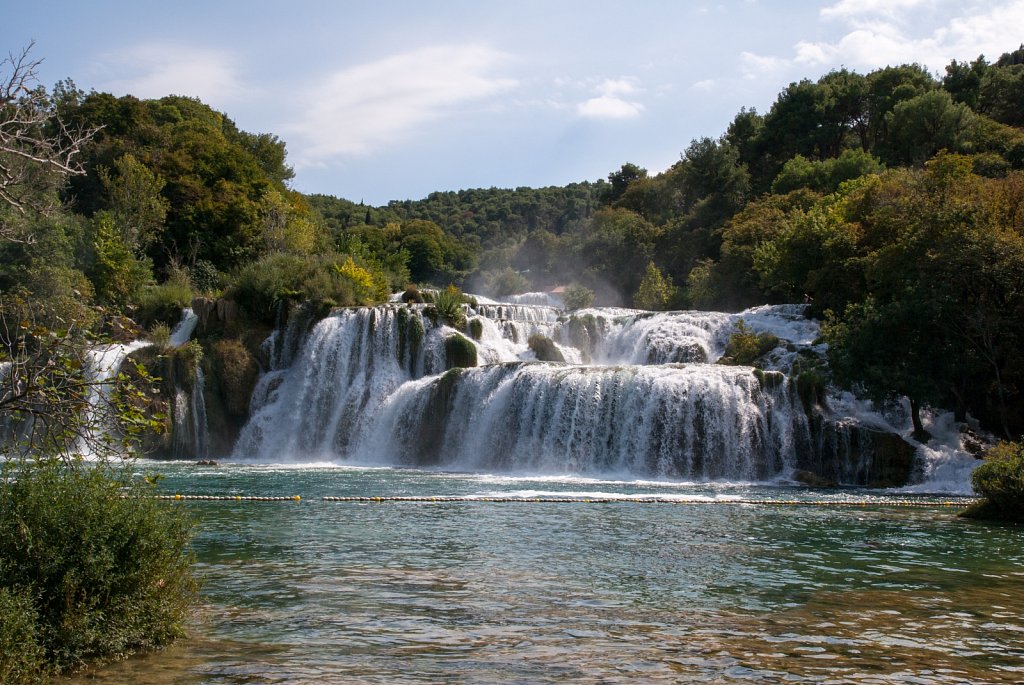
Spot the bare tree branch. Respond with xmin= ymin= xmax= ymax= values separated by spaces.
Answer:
xmin=0 ymin=41 xmax=101 ymax=242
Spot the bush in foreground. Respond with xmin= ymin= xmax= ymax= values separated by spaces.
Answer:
xmin=0 ymin=460 xmax=198 ymax=679
xmin=961 ymin=441 xmax=1024 ymax=522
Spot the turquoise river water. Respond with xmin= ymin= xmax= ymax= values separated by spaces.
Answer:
xmin=69 ymin=461 xmax=1024 ymax=684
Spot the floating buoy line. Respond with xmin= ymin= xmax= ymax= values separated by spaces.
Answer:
xmin=141 ymin=494 xmax=979 ymax=508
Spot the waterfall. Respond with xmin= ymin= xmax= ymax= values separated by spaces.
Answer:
xmin=172 ymin=365 xmax=210 ymax=459
xmin=79 ymin=340 xmax=152 ymax=457
xmin=168 ymin=307 xmax=198 ymax=347
xmin=229 ymin=299 xmax=973 ymax=488
xmin=235 ymin=306 xmax=453 ymax=460
xmin=192 ymin=366 xmax=210 ymax=458
xmin=353 ymin=363 xmax=804 ymax=480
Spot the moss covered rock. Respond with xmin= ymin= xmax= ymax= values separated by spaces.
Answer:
xmin=444 ymin=334 xmax=477 ymax=369
xmin=528 ymin=334 xmax=565 ymax=363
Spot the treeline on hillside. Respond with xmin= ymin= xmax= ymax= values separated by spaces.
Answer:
xmin=3 ymin=44 xmax=1024 ymax=442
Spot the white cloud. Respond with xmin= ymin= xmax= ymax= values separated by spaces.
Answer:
xmin=94 ymin=45 xmax=246 ymax=105
xmin=745 ymin=1 xmax=1024 ymax=77
xmin=738 ymin=51 xmax=788 ymax=80
xmin=598 ymin=79 xmax=637 ymax=96
xmin=691 ymin=79 xmax=716 ymax=90
xmin=576 ymin=78 xmax=644 ymax=119
xmin=821 ymin=0 xmax=932 ymax=20
xmin=288 ymin=44 xmax=516 ymax=165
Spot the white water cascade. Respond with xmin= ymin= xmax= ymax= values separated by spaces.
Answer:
xmin=168 ymin=307 xmax=198 ymax=347
xmin=226 ymin=299 xmax=980 ymax=488
xmin=79 ymin=340 xmax=153 ymax=457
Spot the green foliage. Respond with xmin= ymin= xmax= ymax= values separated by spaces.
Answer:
xmin=884 ymin=89 xmax=976 ymax=165
xmin=718 ymin=320 xmax=779 ymax=366
xmin=0 ymin=585 xmax=48 ymax=684
xmin=562 ymin=284 xmax=595 ymax=310
xmin=333 ymin=256 xmax=390 ymax=304
xmin=684 ymin=258 xmax=719 ymax=309
xmin=63 ymin=93 xmax=295 ymax=273
xmin=147 ymin=322 xmax=171 ymax=348
xmin=98 ymin=153 xmax=169 ymax=256
xmin=0 ymin=460 xmax=197 ymax=674
xmin=188 ymin=260 xmax=225 ymax=295
xmin=210 ymin=338 xmax=258 ymax=418
xmin=479 ymin=266 xmax=531 ymax=297
xmin=634 ymin=261 xmax=677 ymax=311
xmin=468 ymin=318 xmax=484 ymax=341
xmin=979 ymin=63 xmax=1024 ymax=126
xmin=229 ymin=252 xmax=376 ymax=325
xmin=573 ymin=208 xmax=660 ymax=299
xmin=963 ymin=442 xmax=1024 ymax=521
xmin=258 ymin=188 xmax=325 ymax=255
xmin=89 ymin=211 xmax=153 ymax=307
xmin=135 ymin=267 xmax=193 ymax=329
xmin=433 ymin=285 xmax=468 ymax=329
xmin=601 ymin=162 xmax=648 ymax=205
xmin=528 ymin=334 xmax=566 ymax=363
xmin=443 ymin=333 xmax=477 ymax=369
xmin=771 ymin=149 xmax=884 ymax=194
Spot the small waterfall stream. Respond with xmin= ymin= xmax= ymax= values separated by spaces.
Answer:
xmin=165 ymin=306 xmax=210 ymax=459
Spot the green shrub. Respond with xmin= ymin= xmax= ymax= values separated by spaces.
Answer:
xmin=136 ymin=270 xmax=193 ymax=329
xmin=444 ymin=334 xmax=477 ymax=369
xmin=0 ymin=586 xmax=48 ymax=684
xmin=401 ymin=284 xmax=425 ymax=303
xmin=719 ymin=320 xmax=780 ymax=366
xmin=962 ymin=442 xmax=1024 ymax=522
xmin=562 ymin=284 xmax=595 ymax=311
xmin=0 ymin=460 xmax=198 ymax=674
xmin=468 ymin=318 xmax=484 ymax=341
xmin=434 ymin=285 xmax=468 ymax=329
xmin=228 ymin=253 xmax=362 ymax=325
xmin=147 ymin=322 xmax=171 ymax=348
xmin=188 ymin=259 xmax=225 ymax=295
xmin=211 ymin=338 xmax=259 ymax=418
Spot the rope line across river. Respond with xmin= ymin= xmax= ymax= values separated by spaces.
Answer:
xmin=146 ymin=494 xmax=979 ymax=507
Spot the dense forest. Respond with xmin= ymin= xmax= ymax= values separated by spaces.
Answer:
xmin=3 ymin=44 xmax=1024 ymax=442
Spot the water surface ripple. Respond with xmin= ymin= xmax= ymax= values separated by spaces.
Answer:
xmin=70 ymin=463 xmax=1024 ymax=684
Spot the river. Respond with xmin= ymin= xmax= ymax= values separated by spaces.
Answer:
xmin=69 ymin=462 xmax=1023 ymax=684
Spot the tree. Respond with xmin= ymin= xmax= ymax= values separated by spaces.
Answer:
xmin=943 ymin=56 xmax=988 ymax=110
xmin=0 ymin=43 xmax=99 ymax=239
xmin=634 ymin=261 xmax=676 ymax=311
xmin=98 ymin=153 xmax=168 ymax=256
xmin=88 ymin=211 xmax=153 ymax=306
xmin=771 ymin=148 xmax=883 ymax=194
xmin=979 ymin=63 xmax=1024 ymax=127
xmin=884 ymin=90 xmax=975 ymax=165
xmin=601 ymin=162 xmax=647 ymax=205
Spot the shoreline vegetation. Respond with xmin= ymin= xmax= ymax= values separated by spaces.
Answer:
xmin=2 ymin=40 xmax=1024 ymax=678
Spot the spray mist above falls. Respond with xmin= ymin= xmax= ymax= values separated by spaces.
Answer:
xmin=224 ymin=297 xmax=969 ymax=488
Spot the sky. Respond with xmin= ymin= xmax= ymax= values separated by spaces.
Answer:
xmin=5 ymin=1 xmax=1023 ymax=205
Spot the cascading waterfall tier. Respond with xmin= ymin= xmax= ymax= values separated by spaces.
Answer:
xmin=227 ymin=299 xmax=931 ymax=485
xmin=353 ymin=362 xmax=805 ymax=480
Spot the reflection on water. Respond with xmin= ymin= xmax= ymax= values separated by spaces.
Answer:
xmin=67 ymin=464 xmax=1024 ymax=684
